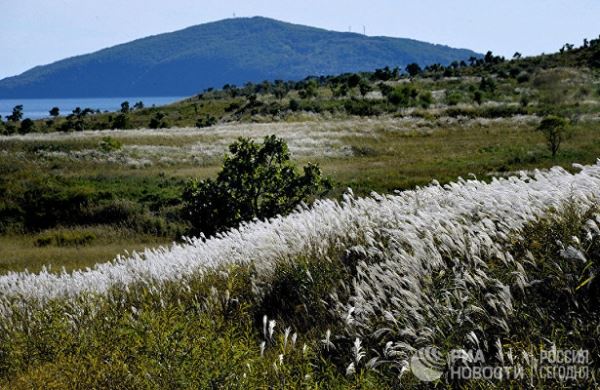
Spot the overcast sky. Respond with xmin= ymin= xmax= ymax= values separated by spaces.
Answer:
xmin=1 ymin=0 xmax=599 ymax=79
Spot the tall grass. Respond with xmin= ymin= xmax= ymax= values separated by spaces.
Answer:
xmin=1 ymin=163 xmax=599 ymax=387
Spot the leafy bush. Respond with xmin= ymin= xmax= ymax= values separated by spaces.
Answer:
xmin=19 ymin=118 xmax=36 ymax=134
xmin=98 ymin=137 xmax=122 ymax=153
xmin=478 ymin=105 xmax=526 ymax=118
xmin=111 ymin=113 xmax=130 ymax=129
xmin=516 ymin=71 xmax=530 ymax=83
xmin=183 ymin=135 xmax=330 ymax=237
xmin=20 ymin=179 xmax=96 ymax=231
xmin=344 ymin=99 xmax=381 ymax=116
xmin=418 ymin=91 xmax=433 ymax=108
xmin=148 ymin=112 xmax=168 ymax=129
xmin=196 ymin=115 xmax=217 ymax=128
xmin=288 ymin=99 xmax=300 ymax=111
xmin=35 ymin=230 xmax=97 ymax=247
xmin=386 ymin=85 xmax=418 ymax=106
xmin=445 ymin=91 xmax=462 ymax=106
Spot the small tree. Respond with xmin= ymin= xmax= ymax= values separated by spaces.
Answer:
xmin=183 ymin=135 xmax=330 ymax=237
xmin=347 ymin=74 xmax=361 ymax=88
xmin=120 ymin=101 xmax=130 ymax=113
xmin=149 ymin=112 xmax=168 ymax=129
xmin=196 ymin=114 xmax=216 ymax=128
xmin=19 ymin=118 xmax=36 ymax=134
xmin=112 ymin=113 xmax=130 ymax=129
xmin=538 ymin=116 xmax=567 ymax=157
xmin=387 ymin=85 xmax=418 ymax=106
xmin=49 ymin=107 xmax=60 ymax=118
xmin=405 ymin=63 xmax=422 ymax=77
xmin=333 ymin=84 xmax=349 ymax=98
xmin=358 ymin=79 xmax=372 ymax=98
xmin=473 ymin=90 xmax=483 ymax=105
xmin=133 ymin=101 xmax=144 ymax=110
xmin=299 ymin=80 xmax=318 ymax=99
xmin=273 ymin=81 xmax=288 ymax=101
xmin=419 ymin=91 xmax=433 ymax=108
xmin=6 ymin=105 xmax=23 ymax=122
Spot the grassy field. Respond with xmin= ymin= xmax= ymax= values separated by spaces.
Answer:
xmin=1 ymin=163 xmax=598 ymax=388
xmin=1 ymin=43 xmax=600 ymax=387
xmin=2 ymin=115 xmax=600 ymax=273
xmin=0 ymin=228 xmax=172 ymax=274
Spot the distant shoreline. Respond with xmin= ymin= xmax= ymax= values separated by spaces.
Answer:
xmin=0 ymin=96 xmax=183 ymax=120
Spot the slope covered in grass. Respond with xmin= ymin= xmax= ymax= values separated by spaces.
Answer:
xmin=0 ymin=163 xmax=599 ymax=387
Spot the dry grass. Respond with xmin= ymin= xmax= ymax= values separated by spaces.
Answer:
xmin=0 ymin=229 xmax=170 ymax=275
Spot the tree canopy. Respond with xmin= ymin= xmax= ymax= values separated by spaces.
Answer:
xmin=183 ymin=135 xmax=330 ymax=237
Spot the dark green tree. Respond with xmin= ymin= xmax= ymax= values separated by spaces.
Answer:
xmin=347 ymin=74 xmax=361 ymax=88
xmin=273 ymin=81 xmax=288 ymax=101
xmin=419 ymin=91 xmax=433 ymax=108
xmin=479 ymin=77 xmax=496 ymax=93
xmin=196 ymin=114 xmax=216 ymax=128
xmin=299 ymin=80 xmax=318 ymax=99
xmin=62 ymin=107 xmax=93 ymax=131
xmin=149 ymin=112 xmax=168 ymax=129
xmin=387 ymin=85 xmax=418 ymax=106
xmin=19 ymin=118 xmax=36 ymax=134
xmin=332 ymin=83 xmax=349 ymax=98
xmin=405 ymin=63 xmax=422 ymax=77
xmin=182 ymin=135 xmax=330 ymax=237
xmin=49 ymin=107 xmax=60 ymax=118
xmin=473 ymin=90 xmax=483 ymax=105
xmin=358 ymin=79 xmax=372 ymax=98
xmin=288 ymin=99 xmax=300 ymax=111
xmin=538 ymin=116 xmax=567 ymax=157
xmin=6 ymin=105 xmax=23 ymax=122
xmin=112 ymin=113 xmax=130 ymax=129
xmin=133 ymin=101 xmax=144 ymax=110
xmin=120 ymin=101 xmax=130 ymax=113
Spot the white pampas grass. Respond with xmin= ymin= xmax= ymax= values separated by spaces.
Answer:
xmin=1 ymin=161 xmax=600 ymax=371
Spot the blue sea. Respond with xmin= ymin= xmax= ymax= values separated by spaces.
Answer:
xmin=0 ymin=96 xmax=184 ymax=120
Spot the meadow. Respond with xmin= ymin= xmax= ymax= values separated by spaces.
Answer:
xmin=0 ymin=41 xmax=599 ymax=387
xmin=2 ymin=114 xmax=600 ymax=274
xmin=0 ymin=162 xmax=598 ymax=387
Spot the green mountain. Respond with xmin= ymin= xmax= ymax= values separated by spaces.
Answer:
xmin=0 ymin=17 xmax=480 ymax=98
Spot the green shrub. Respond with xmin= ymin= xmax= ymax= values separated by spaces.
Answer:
xmin=35 ymin=230 xmax=97 ymax=247
xmin=21 ymin=179 xmax=96 ymax=231
xmin=344 ymin=99 xmax=381 ymax=116
xmin=196 ymin=115 xmax=217 ymax=128
xmin=418 ymin=91 xmax=433 ymax=108
xmin=445 ymin=91 xmax=462 ymax=106
xmin=111 ymin=113 xmax=130 ymax=129
xmin=183 ymin=135 xmax=330 ymax=237
xmin=83 ymin=199 xmax=140 ymax=225
xmin=479 ymin=105 xmax=526 ymax=118
xmin=19 ymin=118 xmax=36 ymax=134
xmin=98 ymin=137 xmax=122 ymax=153
xmin=148 ymin=112 xmax=169 ymax=129
xmin=386 ymin=85 xmax=418 ymax=106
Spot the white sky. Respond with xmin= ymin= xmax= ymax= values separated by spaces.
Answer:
xmin=1 ymin=0 xmax=599 ymax=79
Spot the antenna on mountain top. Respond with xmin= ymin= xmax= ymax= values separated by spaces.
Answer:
xmin=349 ymin=26 xmax=352 ymax=32
xmin=363 ymin=26 xmax=366 ymax=35
xmin=233 ymin=12 xmax=236 ymax=18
